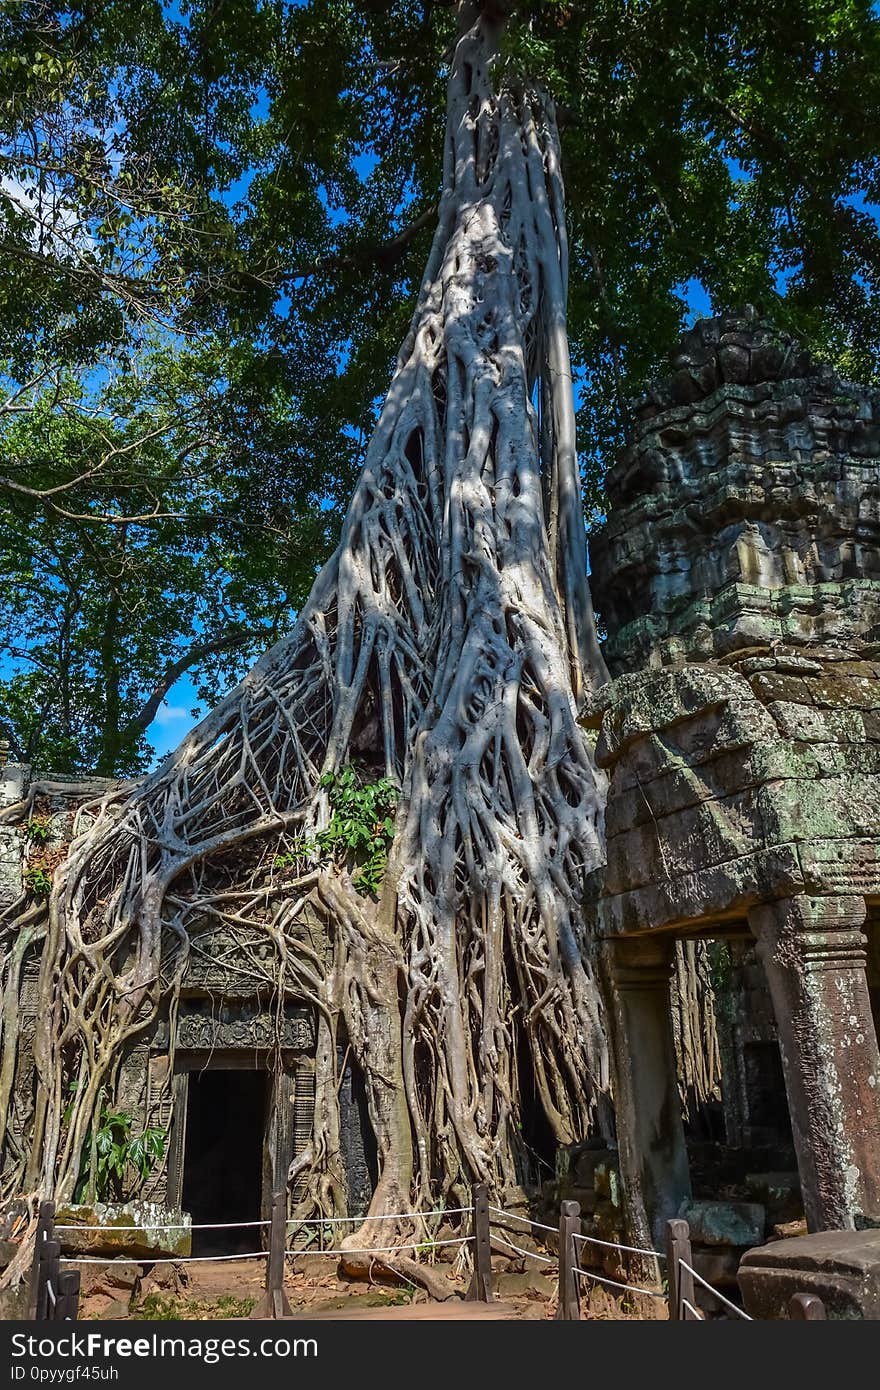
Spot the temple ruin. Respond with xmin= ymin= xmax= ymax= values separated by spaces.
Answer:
xmin=586 ymin=309 xmax=880 ymax=1252
xmin=0 ymin=770 xmax=377 ymax=1251
xmin=2 ymin=311 xmax=880 ymax=1289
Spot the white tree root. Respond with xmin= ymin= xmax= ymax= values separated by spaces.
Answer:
xmin=1 ymin=4 xmax=613 ymax=1261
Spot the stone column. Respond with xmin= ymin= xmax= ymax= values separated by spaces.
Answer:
xmin=0 ymin=763 xmax=29 ymax=910
xmin=748 ymin=894 xmax=880 ymax=1232
xmin=599 ymin=935 xmax=692 ymax=1249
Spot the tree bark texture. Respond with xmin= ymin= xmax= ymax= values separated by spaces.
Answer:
xmin=1 ymin=3 xmax=614 ymax=1248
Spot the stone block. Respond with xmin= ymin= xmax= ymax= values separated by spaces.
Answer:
xmin=765 ymin=701 xmax=833 ymax=742
xmin=810 ymin=670 xmax=880 ymax=710
xmin=558 ymin=1185 xmax=598 ymax=1215
xmin=773 ymin=1219 xmax=808 ymax=1240
xmin=592 ymin=1198 xmax=625 ymax=1245
xmin=744 ymin=1172 xmax=804 ymax=1227
xmin=572 ymin=1145 xmax=618 ymax=1190
xmin=80 ymin=1260 xmax=142 ymax=1296
xmin=54 ymin=1202 xmax=191 ymax=1259
xmin=693 ymin=1246 xmax=742 ymax=1290
xmin=680 ymin=1200 xmax=765 ymax=1248
xmin=495 ymin=1270 xmax=556 ymax=1299
xmin=738 ymin=1229 xmax=880 ymax=1319
xmin=592 ymin=1161 xmax=621 ymax=1205
xmin=748 ymin=672 xmax=813 ymax=706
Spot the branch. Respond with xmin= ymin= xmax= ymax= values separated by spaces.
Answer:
xmin=122 ymin=628 xmax=273 ymax=740
xmin=291 ymin=205 xmax=438 ymax=285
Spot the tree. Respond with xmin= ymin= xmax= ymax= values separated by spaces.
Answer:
xmin=0 ymin=1 xmax=357 ymax=766
xmin=0 ymin=343 xmax=349 ymax=773
xmin=2 ymin=0 xmax=879 ymax=1281
xmin=3 ymin=1 xmax=879 ymax=763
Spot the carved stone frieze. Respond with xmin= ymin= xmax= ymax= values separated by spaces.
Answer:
xmin=151 ymin=996 xmax=315 ymax=1053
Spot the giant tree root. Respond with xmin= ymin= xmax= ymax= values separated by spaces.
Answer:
xmin=2 ymin=2 xmax=612 ymax=1247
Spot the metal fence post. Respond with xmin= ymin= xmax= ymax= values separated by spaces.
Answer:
xmin=250 ymin=1190 xmax=292 ymax=1319
xmin=466 ymin=1182 xmax=493 ymax=1302
xmin=665 ymin=1218 xmax=696 ymax=1321
xmin=55 ymin=1270 xmax=81 ymax=1321
xmin=555 ymin=1200 xmax=581 ymax=1321
xmin=790 ymin=1292 xmax=826 ymax=1320
xmin=27 ymin=1200 xmax=55 ymax=1320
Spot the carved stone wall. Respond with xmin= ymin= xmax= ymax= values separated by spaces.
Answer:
xmin=586 ymin=312 xmax=880 ymax=1244
xmin=0 ymin=765 xmax=28 ymax=910
xmin=590 ymin=310 xmax=880 ymax=671
xmin=0 ymin=772 xmax=371 ymax=1223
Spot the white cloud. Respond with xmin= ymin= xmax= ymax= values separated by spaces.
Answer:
xmin=0 ymin=173 xmax=94 ymax=255
xmin=154 ymin=703 xmax=193 ymax=727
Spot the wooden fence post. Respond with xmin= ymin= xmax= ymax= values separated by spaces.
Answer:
xmin=27 ymin=1200 xmax=55 ymax=1320
xmin=250 ymin=1190 xmax=292 ymax=1319
xmin=55 ymin=1270 xmax=81 ymax=1321
xmin=666 ymin=1218 xmax=696 ymax=1321
xmin=790 ymin=1292 xmax=826 ymax=1320
xmin=38 ymin=1241 xmax=61 ymax=1321
xmin=466 ymin=1183 xmax=493 ymax=1302
xmin=555 ymin=1200 xmax=581 ymax=1321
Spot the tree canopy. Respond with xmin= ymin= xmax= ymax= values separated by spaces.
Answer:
xmin=2 ymin=0 xmax=879 ymax=772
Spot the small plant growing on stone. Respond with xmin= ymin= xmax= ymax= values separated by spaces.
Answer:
xmin=25 ymin=814 xmax=53 ymax=844
xmin=316 ymin=766 xmax=398 ymax=896
xmin=24 ymin=864 xmax=53 ymax=897
xmin=71 ymin=1089 xmax=166 ymax=1202
xmin=273 ymin=833 xmax=318 ymax=872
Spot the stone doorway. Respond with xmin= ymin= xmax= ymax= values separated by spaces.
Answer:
xmin=181 ymin=1068 xmax=268 ymax=1254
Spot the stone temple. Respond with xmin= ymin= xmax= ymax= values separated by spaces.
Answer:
xmin=1 ymin=310 xmax=880 ymax=1297
xmin=584 ymin=309 xmax=880 ymax=1298
xmin=0 ymin=769 xmax=377 ymax=1254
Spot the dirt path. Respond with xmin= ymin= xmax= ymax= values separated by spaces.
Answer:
xmin=78 ymin=1256 xmax=553 ymax=1321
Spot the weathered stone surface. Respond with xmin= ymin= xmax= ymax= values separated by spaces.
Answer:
xmin=136 ymin=1262 xmax=188 ymax=1298
xmin=744 ymin=1173 xmax=804 ymax=1227
xmin=589 ymin=315 xmax=880 ymax=1248
xmin=55 ymin=1202 xmax=191 ymax=1259
xmin=80 ymin=1260 xmax=142 ymax=1294
xmin=590 ymin=311 xmax=880 ymax=672
xmin=571 ymin=1145 xmax=618 ymax=1190
xmin=681 ymin=1200 xmax=766 ymax=1248
xmin=738 ymin=1229 xmax=880 ymax=1318
xmin=748 ymin=895 xmax=880 ymax=1232
xmin=692 ymin=1247 xmax=742 ymax=1290
xmin=495 ymin=1270 xmax=556 ymax=1299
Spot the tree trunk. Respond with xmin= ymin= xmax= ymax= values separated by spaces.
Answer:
xmin=6 ymin=1 xmax=612 ymax=1239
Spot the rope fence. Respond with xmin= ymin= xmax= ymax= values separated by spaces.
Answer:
xmin=571 ymin=1263 xmax=666 ymax=1301
xmin=574 ymin=1230 xmax=665 ymax=1261
xmin=23 ymin=1188 xmax=828 ymax=1324
xmin=54 ymin=1219 xmax=270 ymax=1233
xmin=679 ymin=1260 xmax=753 ymax=1321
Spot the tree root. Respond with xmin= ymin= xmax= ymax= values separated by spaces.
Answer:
xmin=1 ymin=2 xmax=615 ymax=1245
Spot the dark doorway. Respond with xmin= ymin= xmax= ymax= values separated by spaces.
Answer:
xmin=182 ymin=1069 xmax=267 ymax=1254
xmin=743 ymin=1041 xmax=793 ymax=1147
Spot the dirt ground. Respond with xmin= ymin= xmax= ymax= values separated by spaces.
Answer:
xmin=73 ymin=1251 xmax=664 ymax=1321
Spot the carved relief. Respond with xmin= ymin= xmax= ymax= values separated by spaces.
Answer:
xmin=152 ymin=996 xmax=314 ymax=1053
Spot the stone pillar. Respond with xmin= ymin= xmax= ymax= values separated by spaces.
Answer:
xmin=599 ymin=935 xmax=691 ymax=1249
xmin=748 ymin=894 xmax=880 ymax=1232
xmin=0 ymin=763 xmax=28 ymax=910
